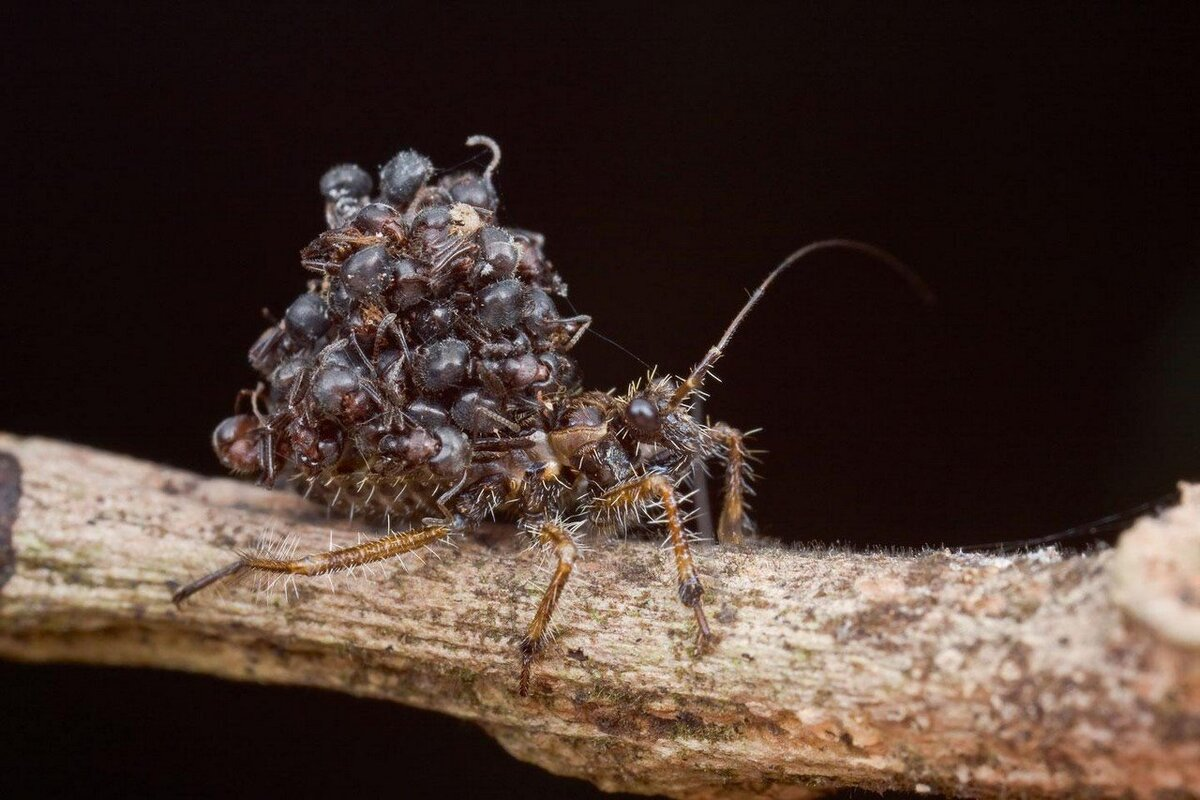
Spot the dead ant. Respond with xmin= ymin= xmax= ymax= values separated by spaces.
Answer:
xmin=174 ymin=138 xmax=933 ymax=694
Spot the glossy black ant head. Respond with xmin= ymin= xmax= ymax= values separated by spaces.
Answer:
xmin=310 ymin=363 xmax=379 ymax=423
xmin=320 ymin=163 xmax=373 ymax=228
xmin=441 ymin=134 xmax=501 ymax=213
xmin=212 ymin=414 xmax=263 ymax=474
xmin=284 ymin=417 xmax=344 ymax=473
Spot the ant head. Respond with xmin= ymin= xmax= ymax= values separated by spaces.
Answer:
xmin=212 ymin=414 xmax=263 ymax=474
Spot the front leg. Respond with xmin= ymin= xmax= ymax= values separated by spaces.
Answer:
xmin=597 ymin=473 xmax=712 ymax=646
xmin=172 ymin=519 xmax=458 ymax=604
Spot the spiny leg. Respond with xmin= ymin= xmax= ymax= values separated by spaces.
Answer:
xmin=172 ymin=520 xmax=455 ymax=605
xmin=712 ymin=422 xmax=752 ymax=545
xmin=518 ymin=519 xmax=578 ymax=696
xmin=599 ymin=473 xmax=712 ymax=645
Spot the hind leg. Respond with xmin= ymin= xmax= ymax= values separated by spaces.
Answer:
xmin=172 ymin=520 xmax=457 ymax=605
xmin=597 ymin=473 xmax=712 ymax=646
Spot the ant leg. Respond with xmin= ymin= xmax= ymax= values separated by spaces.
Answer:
xmin=598 ymin=474 xmax=712 ymax=646
xmin=172 ymin=520 xmax=456 ymax=605
xmin=561 ymin=315 xmax=592 ymax=352
xmin=711 ymin=423 xmax=752 ymax=545
xmin=518 ymin=518 xmax=578 ymax=696
xmin=232 ymin=382 xmax=283 ymax=487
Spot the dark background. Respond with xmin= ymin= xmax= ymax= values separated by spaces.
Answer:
xmin=2 ymin=2 xmax=1198 ymax=798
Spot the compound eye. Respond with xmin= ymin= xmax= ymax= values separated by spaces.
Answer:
xmin=624 ymin=395 xmax=661 ymax=435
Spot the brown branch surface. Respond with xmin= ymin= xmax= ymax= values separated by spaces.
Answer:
xmin=0 ymin=433 xmax=1198 ymax=799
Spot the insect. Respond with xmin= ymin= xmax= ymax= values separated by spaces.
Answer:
xmin=173 ymin=136 xmax=932 ymax=694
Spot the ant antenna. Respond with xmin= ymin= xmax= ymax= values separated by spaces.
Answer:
xmin=666 ymin=239 xmax=935 ymax=413
xmin=465 ymin=135 xmax=501 ymax=182
xmin=562 ymin=295 xmax=652 ymax=370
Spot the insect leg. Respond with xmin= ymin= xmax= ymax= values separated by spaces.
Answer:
xmin=518 ymin=518 xmax=578 ymax=696
xmin=172 ymin=520 xmax=457 ymax=605
xmin=711 ymin=422 xmax=752 ymax=545
xmin=598 ymin=473 xmax=712 ymax=646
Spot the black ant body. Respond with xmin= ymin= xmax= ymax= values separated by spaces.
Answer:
xmin=174 ymin=137 xmax=932 ymax=694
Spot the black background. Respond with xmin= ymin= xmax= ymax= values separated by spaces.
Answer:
xmin=3 ymin=3 xmax=1199 ymax=798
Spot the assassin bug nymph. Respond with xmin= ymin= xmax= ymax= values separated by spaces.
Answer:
xmin=173 ymin=137 xmax=933 ymax=694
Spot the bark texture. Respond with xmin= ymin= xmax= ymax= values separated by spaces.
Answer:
xmin=0 ymin=433 xmax=1197 ymax=799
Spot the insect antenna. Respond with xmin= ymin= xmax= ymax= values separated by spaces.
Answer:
xmin=464 ymin=134 xmax=501 ymax=182
xmin=953 ymin=490 xmax=1179 ymax=553
xmin=666 ymin=239 xmax=936 ymax=413
xmin=562 ymin=295 xmax=652 ymax=370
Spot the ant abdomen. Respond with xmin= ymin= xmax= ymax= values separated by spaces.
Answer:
xmin=309 ymin=364 xmax=376 ymax=423
xmin=417 ymin=338 xmax=471 ymax=393
xmin=405 ymin=399 xmax=449 ymax=429
xmin=475 ymin=279 xmax=523 ymax=330
xmin=348 ymin=202 xmax=402 ymax=237
xmin=340 ymin=244 xmax=393 ymax=300
xmin=442 ymin=171 xmax=498 ymax=212
xmin=283 ymin=294 xmax=332 ymax=342
xmin=378 ymin=428 xmax=439 ymax=468
xmin=378 ymin=150 xmax=432 ymax=208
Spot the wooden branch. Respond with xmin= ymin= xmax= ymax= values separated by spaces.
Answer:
xmin=0 ymin=433 xmax=1197 ymax=799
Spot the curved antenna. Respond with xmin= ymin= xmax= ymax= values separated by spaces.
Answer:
xmin=666 ymin=239 xmax=935 ymax=413
xmin=561 ymin=295 xmax=652 ymax=370
xmin=954 ymin=490 xmax=1178 ymax=553
xmin=465 ymin=134 xmax=501 ymax=181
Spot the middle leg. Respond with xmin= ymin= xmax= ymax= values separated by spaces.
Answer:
xmin=598 ymin=473 xmax=712 ymax=645
xmin=711 ymin=422 xmax=753 ymax=545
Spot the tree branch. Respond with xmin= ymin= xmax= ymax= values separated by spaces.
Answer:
xmin=0 ymin=433 xmax=1197 ymax=799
